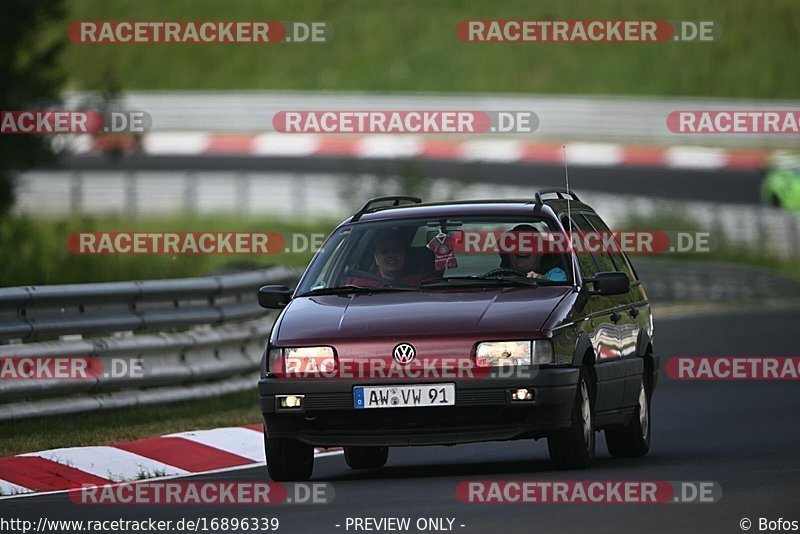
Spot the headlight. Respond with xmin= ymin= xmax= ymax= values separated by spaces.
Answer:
xmin=475 ymin=340 xmax=554 ymax=367
xmin=268 ymin=346 xmax=335 ymax=375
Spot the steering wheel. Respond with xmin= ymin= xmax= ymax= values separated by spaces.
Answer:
xmin=345 ymin=269 xmax=418 ymax=288
xmin=345 ymin=269 xmax=390 ymax=284
xmin=483 ymin=267 xmax=529 ymax=278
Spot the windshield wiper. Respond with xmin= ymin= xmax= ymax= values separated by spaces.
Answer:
xmin=420 ymin=275 xmax=539 ymax=287
xmin=419 ymin=275 xmax=544 ymax=288
xmin=298 ymin=285 xmax=414 ymax=297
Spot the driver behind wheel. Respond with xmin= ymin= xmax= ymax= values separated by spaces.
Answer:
xmin=499 ymin=224 xmax=568 ymax=281
xmin=345 ymin=229 xmax=423 ymax=288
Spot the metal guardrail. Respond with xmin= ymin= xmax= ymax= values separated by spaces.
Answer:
xmin=0 ymin=266 xmax=296 ymax=341
xmin=15 ymin=170 xmax=800 ymax=258
xmin=64 ymin=91 xmax=800 ymax=148
xmin=634 ymin=259 xmax=800 ymax=302
xmin=0 ymin=267 xmax=299 ymax=421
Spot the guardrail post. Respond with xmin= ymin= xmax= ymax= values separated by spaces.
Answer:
xmin=70 ymin=171 xmax=83 ymax=214
xmin=788 ymin=214 xmax=800 ymax=258
xmin=184 ymin=171 xmax=197 ymax=214
xmin=756 ymin=207 xmax=770 ymax=255
xmin=293 ymin=173 xmax=306 ymax=218
xmin=237 ymin=172 xmax=250 ymax=214
xmin=125 ymin=171 xmax=138 ymax=218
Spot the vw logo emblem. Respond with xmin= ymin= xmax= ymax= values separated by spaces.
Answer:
xmin=393 ymin=343 xmax=416 ymax=364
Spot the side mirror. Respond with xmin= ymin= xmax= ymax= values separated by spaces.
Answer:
xmin=589 ymin=272 xmax=630 ymax=296
xmin=258 ymin=285 xmax=292 ymax=309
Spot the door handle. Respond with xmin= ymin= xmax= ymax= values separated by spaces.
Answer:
xmin=629 ymin=307 xmax=640 ymax=318
xmin=610 ymin=311 xmax=622 ymax=323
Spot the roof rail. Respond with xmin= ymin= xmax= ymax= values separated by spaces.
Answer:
xmin=351 ymin=196 xmax=422 ymax=222
xmin=536 ymin=188 xmax=580 ymax=202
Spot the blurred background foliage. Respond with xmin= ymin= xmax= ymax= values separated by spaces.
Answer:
xmin=0 ymin=0 xmax=65 ymax=217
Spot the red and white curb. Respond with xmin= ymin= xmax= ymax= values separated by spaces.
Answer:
xmin=60 ymin=132 xmax=775 ymax=171
xmin=0 ymin=425 xmax=340 ymax=499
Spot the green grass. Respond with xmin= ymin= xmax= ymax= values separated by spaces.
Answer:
xmin=51 ymin=0 xmax=800 ymax=98
xmin=0 ymin=213 xmax=337 ymax=286
xmin=0 ymin=389 xmax=261 ymax=457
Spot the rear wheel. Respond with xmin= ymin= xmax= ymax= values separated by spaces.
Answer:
xmin=265 ymin=436 xmax=314 ymax=481
xmin=605 ymin=377 xmax=651 ymax=458
xmin=344 ymin=446 xmax=389 ymax=469
xmin=548 ymin=367 xmax=595 ymax=469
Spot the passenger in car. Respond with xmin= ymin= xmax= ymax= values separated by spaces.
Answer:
xmin=345 ymin=229 xmax=424 ymax=287
xmin=499 ymin=224 xmax=568 ymax=281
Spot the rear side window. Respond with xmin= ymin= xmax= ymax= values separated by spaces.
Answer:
xmin=580 ymin=213 xmax=639 ymax=281
xmin=564 ymin=215 xmax=617 ymax=278
xmin=568 ymin=214 xmax=617 ymax=276
xmin=563 ymin=216 xmax=599 ymax=280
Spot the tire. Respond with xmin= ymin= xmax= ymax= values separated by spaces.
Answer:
xmin=605 ymin=377 xmax=651 ymax=458
xmin=547 ymin=367 xmax=595 ymax=469
xmin=265 ymin=436 xmax=314 ymax=481
xmin=344 ymin=446 xmax=389 ymax=469
xmin=770 ymin=194 xmax=782 ymax=208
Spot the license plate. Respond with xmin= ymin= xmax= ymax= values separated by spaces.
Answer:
xmin=353 ymin=383 xmax=455 ymax=409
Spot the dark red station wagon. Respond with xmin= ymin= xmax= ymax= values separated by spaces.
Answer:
xmin=258 ymin=190 xmax=658 ymax=481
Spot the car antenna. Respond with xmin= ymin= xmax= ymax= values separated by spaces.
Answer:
xmin=562 ymin=145 xmax=577 ymax=287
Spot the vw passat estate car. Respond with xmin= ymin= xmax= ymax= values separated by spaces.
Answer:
xmin=258 ymin=191 xmax=659 ymax=481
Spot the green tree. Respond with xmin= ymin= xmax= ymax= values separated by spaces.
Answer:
xmin=0 ymin=0 xmax=65 ymax=217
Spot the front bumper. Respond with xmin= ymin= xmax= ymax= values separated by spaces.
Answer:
xmin=258 ymin=367 xmax=580 ymax=447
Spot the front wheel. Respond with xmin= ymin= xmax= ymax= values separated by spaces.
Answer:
xmin=265 ymin=436 xmax=314 ymax=481
xmin=605 ymin=378 xmax=651 ymax=458
xmin=344 ymin=446 xmax=389 ymax=469
xmin=547 ymin=368 xmax=595 ymax=469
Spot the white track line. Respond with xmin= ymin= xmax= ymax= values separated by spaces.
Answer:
xmin=142 ymin=131 xmax=210 ymax=155
xmin=252 ymin=132 xmax=319 ymax=156
xmin=0 ymin=450 xmax=344 ymax=502
xmin=666 ymin=146 xmax=727 ymax=169
xmin=566 ymin=142 xmax=624 ymax=167
xmin=357 ymin=136 xmax=422 ymax=159
xmin=21 ymin=446 xmax=189 ymax=481
xmin=82 ymin=131 xmax=771 ymax=172
xmin=460 ymin=139 xmax=523 ymax=162
xmin=164 ymin=427 xmax=265 ymax=462
xmin=0 ymin=478 xmax=32 ymax=496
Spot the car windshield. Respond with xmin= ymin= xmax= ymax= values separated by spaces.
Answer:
xmin=295 ymin=216 xmax=574 ymax=296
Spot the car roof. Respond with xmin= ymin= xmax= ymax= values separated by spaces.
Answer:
xmin=347 ymin=198 xmax=596 ymax=224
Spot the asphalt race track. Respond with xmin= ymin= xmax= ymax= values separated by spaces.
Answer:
xmin=3 ymin=307 xmax=798 ymax=534
xmin=61 ymin=154 xmax=766 ymax=205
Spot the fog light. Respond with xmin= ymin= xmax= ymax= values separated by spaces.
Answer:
xmin=509 ymin=388 xmax=533 ymax=402
xmin=277 ymin=394 xmax=304 ymax=410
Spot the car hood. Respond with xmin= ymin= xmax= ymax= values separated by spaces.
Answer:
xmin=275 ymin=286 xmax=571 ymax=342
